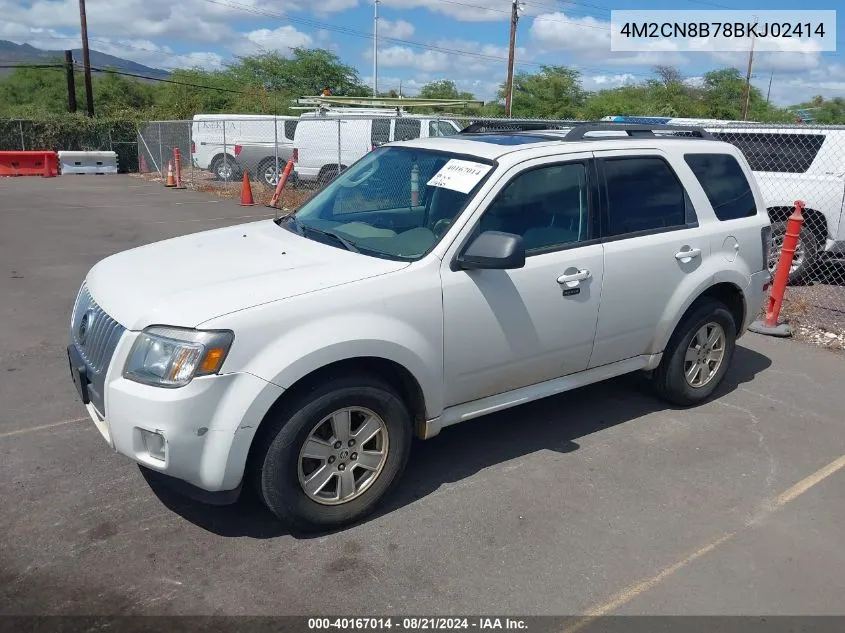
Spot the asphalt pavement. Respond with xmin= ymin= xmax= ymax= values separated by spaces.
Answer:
xmin=2 ymin=175 xmax=844 ymax=618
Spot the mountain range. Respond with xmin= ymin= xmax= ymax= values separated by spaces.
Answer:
xmin=0 ymin=40 xmax=169 ymax=80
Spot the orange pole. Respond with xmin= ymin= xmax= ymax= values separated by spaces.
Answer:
xmin=267 ymin=160 xmax=295 ymax=209
xmin=764 ymin=200 xmax=805 ymax=328
xmin=173 ymin=147 xmax=186 ymax=189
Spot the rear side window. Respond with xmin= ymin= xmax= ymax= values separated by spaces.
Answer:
xmin=395 ymin=118 xmax=422 ymax=141
xmin=602 ymin=157 xmax=688 ymax=237
xmin=711 ymin=132 xmax=825 ymax=173
xmin=284 ymin=120 xmax=298 ymax=141
xmin=685 ymin=153 xmax=757 ymax=221
xmin=371 ymin=119 xmax=391 ymax=147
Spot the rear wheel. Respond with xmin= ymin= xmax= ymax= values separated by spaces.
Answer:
xmin=317 ymin=165 xmax=343 ymax=187
xmin=258 ymin=158 xmax=285 ymax=187
xmin=652 ymin=298 xmax=737 ymax=407
xmin=768 ymin=220 xmax=818 ymax=285
xmin=251 ymin=374 xmax=412 ymax=532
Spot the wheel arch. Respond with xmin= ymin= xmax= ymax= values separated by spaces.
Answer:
xmin=246 ymin=356 xmax=429 ymax=472
xmin=768 ymin=206 xmax=828 ymax=247
xmin=654 ymin=281 xmax=747 ymax=355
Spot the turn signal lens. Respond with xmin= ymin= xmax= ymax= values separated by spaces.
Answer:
xmin=199 ymin=347 xmax=227 ymax=375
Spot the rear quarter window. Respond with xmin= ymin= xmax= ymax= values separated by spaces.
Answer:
xmin=685 ymin=153 xmax=757 ymax=221
xmin=711 ymin=132 xmax=825 ymax=173
xmin=284 ymin=120 xmax=298 ymax=141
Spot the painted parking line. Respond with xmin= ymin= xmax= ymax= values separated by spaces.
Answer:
xmin=563 ymin=452 xmax=845 ymax=632
xmin=0 ymin=417 xmax=88 ymax=439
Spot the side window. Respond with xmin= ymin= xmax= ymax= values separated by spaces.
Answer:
xmin=602 ymin=157 xmax=688 ymax=237
xmin=685 ymin=153 xmax=757 ymax=221
xmin=284 ymin=120 xmax=298 ymax=141
xmin=711 ymin=132 xmax=825 ymax=173
xmin=371 ymin=119 xmax=391 ymax=147
xmin=429 ymin=120 xmax=458 ymax=137
xmin=477 ymin=162 xmax=590 ymax=253
xmin=395 ymin=118 xmax=422 ymax=141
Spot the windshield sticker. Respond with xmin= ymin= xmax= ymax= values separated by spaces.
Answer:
xmin=427 ymin=159 xmax=492 ymax=194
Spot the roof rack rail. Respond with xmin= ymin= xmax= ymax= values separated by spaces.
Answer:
xmin=459 ymin=119 xmax=578 ymax=134
xmin=562 ymin=122 xmax=715 ymax=140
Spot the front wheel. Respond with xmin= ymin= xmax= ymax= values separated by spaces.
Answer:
xmin=210 ymin=155 xmax=239 ymax=181
xmin=652 ymin=298 xmax=737 ymax=407
xmin=251 ymin=374 xmax=412 ymax=532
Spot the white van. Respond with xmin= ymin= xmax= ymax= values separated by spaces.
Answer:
xmin=292 ymin=114 xmax=460 ymax=185
xmin=603 ymin=116 xmax=845 ymax=283
xmin=191 ymin=114 xmax=299 ymax=181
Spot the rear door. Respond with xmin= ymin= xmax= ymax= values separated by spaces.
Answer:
xmin=589 ymin=149 xmax=716 ymax=368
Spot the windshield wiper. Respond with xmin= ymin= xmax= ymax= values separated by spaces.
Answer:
xmin=275 ymin=212 xmax=304 ymax=235
xmin=301 ymin=225 xmax=361 ymax=254
xmin=276 ymin=213 xmax=360 ymax=253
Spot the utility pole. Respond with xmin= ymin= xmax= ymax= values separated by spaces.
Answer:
xmin=64 ymin=50 xmax=77 ymax=113
xmin=766 ymin=71 xmax=774 ymax=105
xmin=740 ymin=15 xmax=756 ymax=121
xmin=78 ymin=0 xmax=95 ymax=116
xmin=372 ymin=0 xmax=380 ymax=98
xmin=504 ymin=0 xmax=520 ymax=117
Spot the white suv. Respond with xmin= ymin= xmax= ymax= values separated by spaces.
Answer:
xmin=67 ymin=123 xmax=771 ymax=531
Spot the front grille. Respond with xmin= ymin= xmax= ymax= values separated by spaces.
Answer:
xmin=69 ymin=283 xmax=126 ymax=415
xmin=71 ymin=284 xmax=125 ymax=372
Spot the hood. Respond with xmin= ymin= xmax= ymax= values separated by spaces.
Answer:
xmin=85 ymin=219 xmax=408 ymax=330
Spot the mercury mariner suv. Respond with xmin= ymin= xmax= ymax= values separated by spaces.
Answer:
xmin=67 ymin=122 xmax=772 ymax=531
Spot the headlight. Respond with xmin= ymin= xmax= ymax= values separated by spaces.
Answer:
xmin=123 ymin=326 xmax=234 ymax=388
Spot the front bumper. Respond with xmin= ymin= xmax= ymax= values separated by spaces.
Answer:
xmin=70 ymin=328 xmax=285 ymax=496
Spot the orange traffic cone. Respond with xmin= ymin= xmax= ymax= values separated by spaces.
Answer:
xmin=165 ymin=160 xmax=176 ymax=187
xmin=239 ymin=172 xmax=255 ymax=206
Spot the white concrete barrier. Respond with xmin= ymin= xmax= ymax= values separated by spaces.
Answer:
xmin=58 ymin=151 xmax=119 ymax=175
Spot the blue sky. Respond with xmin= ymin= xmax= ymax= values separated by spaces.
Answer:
xmin=1 ymin=0 xmax=842 ymax=105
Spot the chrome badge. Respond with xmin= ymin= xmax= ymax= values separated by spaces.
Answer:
xmin=78 ymin=309 xmax=94 ymax=345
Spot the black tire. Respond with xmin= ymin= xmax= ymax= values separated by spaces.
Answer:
xmin=251 ymin=374 xmax=412 ymax=532
xmin=209 ymin=155 xmax=240 ymax=181
xmin=257 ymin=158 xmax=285 ymax=187
xmin=317 ymin=166 xmax=341 ymax=187
xmin=769 ymin=220 xmax=818 ymax=286
xmin=652 ymin=298 xmax=737 ymax=407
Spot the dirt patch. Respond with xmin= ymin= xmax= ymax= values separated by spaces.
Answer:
xmin=132 ymin=171 xmax=315 ymax=212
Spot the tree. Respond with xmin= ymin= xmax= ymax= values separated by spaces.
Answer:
xmin=228 ymin=49 xmax=368 ymax=99
xmin=501 ymin=65 xmax=584 ymax=119
xmin=418 ymin=79 xmax=475 ymax=101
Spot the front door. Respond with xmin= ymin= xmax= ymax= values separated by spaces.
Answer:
xmin=441 ymin=155 xmax=605 ymax=408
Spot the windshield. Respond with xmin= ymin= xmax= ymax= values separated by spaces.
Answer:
xmin=282 ymin=146 xmax=494 ymax=261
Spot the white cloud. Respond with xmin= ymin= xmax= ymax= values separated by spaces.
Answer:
xmin=370 ymin=45 xmax=451 ymax=72
xmin=234 ymin=26 xmax=313 ymax=55
xmin=530 ymin=11 xmax=687 ymax=66
xmin=379 ymin=18 xmax=415 ymax=40
xmin=380 ymin=0 xmax=541 ymax=22
xmin=312 ymin=0 xmax=358 ymax=13
xmin=582 ymin=73 xmax=637 ymax=89
xmin=761 ymin=63 xmax=845 ymax=105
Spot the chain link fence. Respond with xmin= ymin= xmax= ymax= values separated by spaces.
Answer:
xmin=0 ymin=119 xmax=139 ymax=173
xmin=5 ymin=114 xmax=845 ymax=345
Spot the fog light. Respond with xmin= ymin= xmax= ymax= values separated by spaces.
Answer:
xmin=141 ymin=429 xmax=166 ymax=461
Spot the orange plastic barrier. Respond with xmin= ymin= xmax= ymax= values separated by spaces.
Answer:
xmin=0 ymin=151 xmax=59 ymax=177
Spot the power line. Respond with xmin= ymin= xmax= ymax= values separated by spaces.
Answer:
xmin=200 ymin=0 xmax=657 ymax=77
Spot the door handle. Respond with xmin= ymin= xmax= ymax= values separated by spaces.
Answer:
xmin=675 ymin=247 xmax=702 ymax=261
xmin=557 ymin=269 xmax=591 ymax=284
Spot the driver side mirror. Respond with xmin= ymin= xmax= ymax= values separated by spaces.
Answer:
xmin=457 ymin=231 xmax=526 ymax=270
